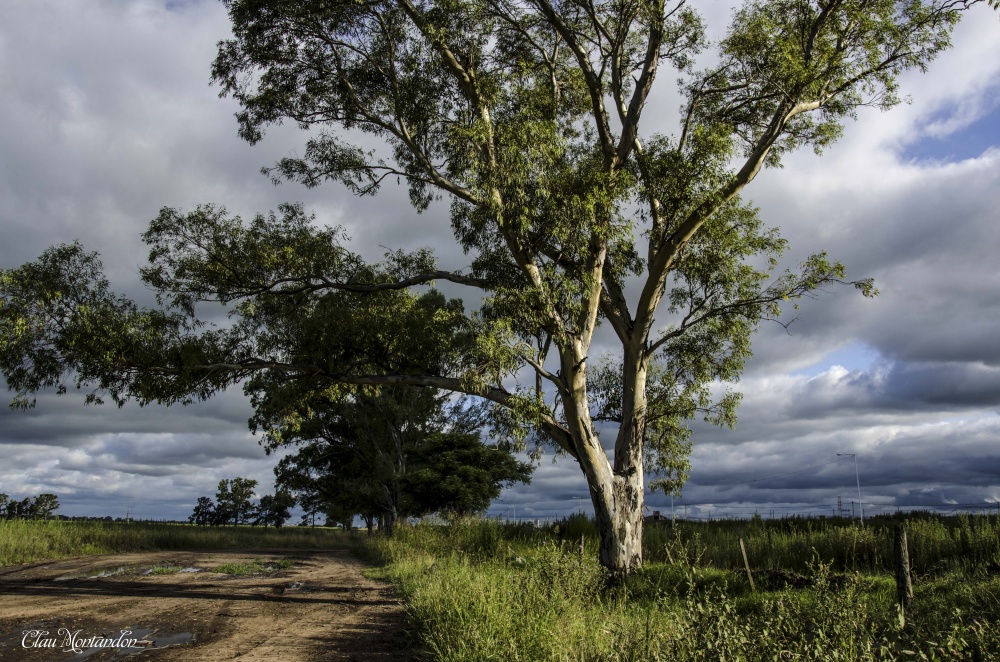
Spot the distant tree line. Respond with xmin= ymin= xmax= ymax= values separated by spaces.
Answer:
xmin=188 ymin=382 xmax=532 ymax=534
xmin=188 ymin=478 xmax=295 ymax=528
xmin=0 ymin=492 xmax=59 ymax=520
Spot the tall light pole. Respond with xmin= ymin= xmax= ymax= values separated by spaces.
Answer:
xmin=837 ymin=453 xmax=863 ymax=526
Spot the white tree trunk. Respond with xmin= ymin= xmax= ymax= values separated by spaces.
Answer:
xmin=592 ymin=471 xmax=644 ymax=574
xmin=562 ymin=344 xmax=646 ymax=576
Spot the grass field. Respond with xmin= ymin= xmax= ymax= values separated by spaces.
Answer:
xmin=0 ymin=519 xmax=351 ymax=567
xmin=3 ymin=514 xmax=999 ymax=660
xmin=358 ymin=514 xmax=1000 ymax=661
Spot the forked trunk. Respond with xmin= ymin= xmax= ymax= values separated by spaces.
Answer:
xmin=565 ymin=341 xmax=648 ymax=577
xmin=563 ymin=345 xmax=647 ymax=577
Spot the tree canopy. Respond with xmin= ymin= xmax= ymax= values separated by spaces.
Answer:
xmin=0 ymin=493 xmax=60 ymax=520
xmin=402 ymin=432 xmax=534 ymax=517
xmin=214 ymin=477 xmax=259 ymax=525
xmin=0 ymin=0 xmax=987 ymax=574
xmin=188 ymin=478 xmax=296 ymax=527
xmin=267 ymin=381 xmax=532 ymax=533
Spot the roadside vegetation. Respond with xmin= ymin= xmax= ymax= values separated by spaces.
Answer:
xmin=0 ymin=519 xmax=350 ymax=566
xmin=355 ymin=514 xmax=1000 ymax=661
xmin=146 ymin=565 xmax=182 ymax=575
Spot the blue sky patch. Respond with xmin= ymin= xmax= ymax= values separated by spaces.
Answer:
xmin=793 ymin=341 xmax=880 ymax=378
xmin=901 ymin=95 xmax=1000 ymax=163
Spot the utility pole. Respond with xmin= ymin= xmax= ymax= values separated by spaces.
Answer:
xmin=838 ymin=453 xmax=864 ymax=526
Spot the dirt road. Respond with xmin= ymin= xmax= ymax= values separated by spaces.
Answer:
xmin=0 ymin=549 xmax=419 ymax=661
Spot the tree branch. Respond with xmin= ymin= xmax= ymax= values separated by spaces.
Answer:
xmin=532 ymin=0 xmax=617 ymax=167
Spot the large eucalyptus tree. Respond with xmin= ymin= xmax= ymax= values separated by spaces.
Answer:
xmin=1 ymin=0 xmax=987 ymax=574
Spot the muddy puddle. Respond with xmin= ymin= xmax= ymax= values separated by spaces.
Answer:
xmin=0 ymin=549 xmax=418 ymax=661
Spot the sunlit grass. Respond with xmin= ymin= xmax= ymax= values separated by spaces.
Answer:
xmin=212 ymin=557 xmax=295 ymax=575
xmin=356 ymin=516 xmax=1000 ymax=661
xmin=0 ymin=519 xmax=352 ymax=567
xmin=641 ymin=512 xmax=1000 ymax=576
xmin=146 ymin=565 xmax=182 ymax=575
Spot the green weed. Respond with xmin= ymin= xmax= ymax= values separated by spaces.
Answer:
xmin=212 ymin=557 xmax=294 ymax=575
xmin=356 ymin=516 xmax=1000 ymax=661
xmin=146 ymin=565 xmax=182 ymax=575
xmin=0 ymin=520 xmax=351 ymax=567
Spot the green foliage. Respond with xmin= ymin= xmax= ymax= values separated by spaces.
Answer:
xmin=147 ymin=565 xmax=182 ymax=575
xmin=0 ymin=243 xmax=195 ymax=408
xmin=0 ymin=519 xmax=352 ymax=567
xmin=1 ymin=492 xmax=60 ymax=520
xmin=358 ymin=518 xmax=1000 ymax=661
xmin=558 ymin=511 xmax=600 ymax=541
xmin=269 ymin=384 xmax=531 ymax=529
xmin=188 ymin=496 xmax=217 ymax=526
xmin=402 ymin=432 xmax=533 ymax=516
xmin=266 ymin=383 xmax=442 ymax=530
xmin=642 ymin=513 xmax=1000 ymax=577
xmin=252 ymin=488 xmax=296 ymax=528
xmin=214 ymin=477 xmax=258 ymax=526
xmin=188 ymin=480 xmax=295 ymax=527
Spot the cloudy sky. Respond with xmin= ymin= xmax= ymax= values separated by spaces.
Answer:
xmin=1 ymin=0 xmax=998 ymax=522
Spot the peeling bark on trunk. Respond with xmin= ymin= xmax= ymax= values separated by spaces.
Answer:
xmin=593 ymin=344 xmax=648 ymax=576
xmin=561 ymin=344 xmax=646 ymax=576
xmin=593 ymin=471 xmax=644 ymax=576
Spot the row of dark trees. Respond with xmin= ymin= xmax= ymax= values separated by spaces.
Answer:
xmin=0 ymin=493 xmax=60 ymax=520
xmin=188 ymin=478 xmax=295 ymax=527
xmin=267 ymin=386 xmax=533 ymax=535
xmin=187 ymin=383 xmax=533 ymax=533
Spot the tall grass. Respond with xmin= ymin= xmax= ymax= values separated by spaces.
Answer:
xmin=642 ymin=513 xmax=1000 ymax=576
xmin=358 ymin=517 xmax=1000 ymax=661
xmin=0 ymin=519 xmax=351 ymax=566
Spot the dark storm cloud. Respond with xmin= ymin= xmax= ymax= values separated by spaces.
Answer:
xmin=0 ymin=386 xmax=255 ymax=446
xmin=678 ymin=386 xmax=1000 ymax=513
xmin=778 ymin=360 xmax=1000 ymax=419
xmin=485 ymin=458 xmax=594 ymax=519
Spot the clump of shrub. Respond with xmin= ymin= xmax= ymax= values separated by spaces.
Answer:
xmin=146 ymin=565 xmax=182 ymax=575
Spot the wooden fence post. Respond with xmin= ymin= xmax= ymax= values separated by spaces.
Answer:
xmin=894 ymin=524 xmax=913 ymax=613
xmin=739 ymin=537 xmax=755 ymax=592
